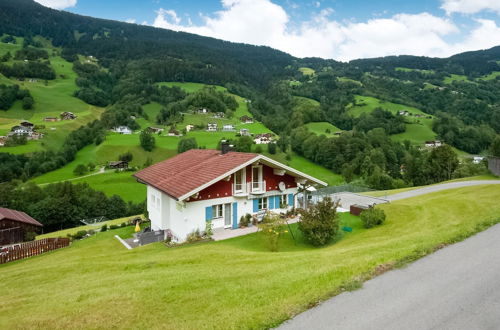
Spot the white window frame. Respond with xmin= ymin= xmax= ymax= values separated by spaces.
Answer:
xmin=234 ymin=169 xmax=245 ymax=193
xmin=212 ymin=204 xmax=223 ymax=218
xmin=252 ymin=165 xmax=263 ymax=190
xmin=280 ymin=194 xmax=287 ymax=208
xmin=258 ymin=197 xmax=268 ymax=210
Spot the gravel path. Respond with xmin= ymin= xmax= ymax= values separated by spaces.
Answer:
xmin=279 ymin=223 xmax=500 ymax=330
xmin=386 ymin=180 xmax=500 ymax=201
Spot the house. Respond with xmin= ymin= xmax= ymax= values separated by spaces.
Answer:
xmin=222 ymin=124 xmax=235 ymax=132
xmin=186 ymin=124 xmax=195 ymax=132
xmin=108 ymin=161 xmax=128 ymax=170
xmin=0 ymin=136 xmax=6 ymax=147
xmin=168 ymin=128 xmax=181 ymax=136
xmin=134 ymin=149 xmax=326 ymax=242
xmin=148 ymin=127 xmax=164 ymax=134
xmin=240 ymin=128 xmax=251 ymax=136
xmin=398 ymin=110 xmax=409 ymax=116
xmin=44 ymin=117 xmax=59 ymax=122
xmin=198 ymin=108 xmax=208 ymax=114
xmin=30 ymin=132 xmax=44 ymax=140
xmin=472 ymin=156 xmax=485 ymax=164
xmin=0 ymin=207 xmax=43 ymax=246
xmin=9 ymin=125 xmax=32 ymax=137
xmin=112 ymin=126 xmax=132 ymax=135
xmin=207 ymin=123 xmax=218 ymax=132
xmin=425 ymin=140 xmax=442 ymax=148
xmin=254 ymin=133 xmax=274 ymax=144
xmin=60 ymin=112 xmax=77 ymax=120
xmin=212 ymin=112 xmax=225 ymax=119
xmin=240 ymin=115 xmax=254 ymax=124
xmin=20 ymin=121 xmax=34 ymax=129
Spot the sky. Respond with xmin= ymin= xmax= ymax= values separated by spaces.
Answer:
xmin=33 ymin=0 xmax=500 ymax=61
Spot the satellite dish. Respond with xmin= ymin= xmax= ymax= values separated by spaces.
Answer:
xmin=278 ymin=182 xmax=286 ymax=192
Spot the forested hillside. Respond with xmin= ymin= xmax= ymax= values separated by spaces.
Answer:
xmin=0 ymin=0 xmax=499 ymax=222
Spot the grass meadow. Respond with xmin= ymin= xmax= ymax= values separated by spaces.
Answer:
xmin=1 ymin=185 xmax=499 ymax=329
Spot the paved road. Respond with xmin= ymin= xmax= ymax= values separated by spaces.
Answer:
xmin=386 ymin=180 xmax=500 ymax=201
xmin=279 ymin=223 xmax=500 ymax=330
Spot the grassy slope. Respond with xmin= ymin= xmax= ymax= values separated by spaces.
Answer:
xmin=395 ymin=67 xmax=434 ymax=75
xmin=31 ymin=82 xmax=340 ymax=201
xmin=0 ymin=38 xmax=104 ymax=153
xmin=305 ymin=122 xmax=342 ymax=137
xmin=477 ymin=71 xmax=500 ymax=81
xmin=1 ymin=185 xmax=499 ymax=329
xmin=348 ymin=95 xmax=437 ymax=145
xmin=298 ymin=67 xmax=315 ymax=76
xmin=443 ymin=74 xmax=469 ymax=84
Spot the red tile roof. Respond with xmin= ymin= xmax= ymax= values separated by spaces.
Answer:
xmin=0 ymin=208 xmax=43 ymax=227
xmin=134 ymin=149 xmax=258 ymax=200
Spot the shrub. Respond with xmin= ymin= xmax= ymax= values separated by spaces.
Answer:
xmin=24 ymin=231 xmax=36 ymax=241
xmin=298 ymin=197 xmax=340 ymax=246
xmin=101 ymin=224 xmax=108 ymax=232
xmin=239 ymin=213 xmax=251 ymax=227
xmin=120 ymin=222 xmax=127 ymax=227
xmin=109 ymin=224 xmax=119 ymax=230
xmin=205 ymin=220 xmax=213 ymax=237
xmin=72 ymin=230 xmax=88 ymax=240
xmin=73 ymin=164 xmax=87 ymax=176
xmin=186 ymin=229 xmax=203 ymax=243
xmin=258 ymin=213 xmax=287 ymax=252
xmin=360 ymin=208 xmax=386 ymax=228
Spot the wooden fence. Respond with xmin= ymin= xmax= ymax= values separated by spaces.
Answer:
xmin=0 ymin=237 xmax=70 ymax=264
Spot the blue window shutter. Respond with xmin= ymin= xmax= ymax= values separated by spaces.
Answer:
xmin=275 ymin=196 xmax=281 ymax=208
xmin=269 ymin=196 xmax=275 ymax=209
xmin=253 ymin=199 xmax=259 ymax=212
xmin=205 ymin=206 xmax=212 ymax=221
xmin=232 ymin=202 xmax=238 ymax=229
xmin=288 ymin=193 xmax=294 ymax=207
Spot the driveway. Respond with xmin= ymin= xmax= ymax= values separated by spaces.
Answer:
xmin=279 ymin=223 xmax=500 ymax=330
xmin=386 ymin=180 xmax=500 ymax=201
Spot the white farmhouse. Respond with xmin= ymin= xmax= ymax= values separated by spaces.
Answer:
xmin=134 ymin=149 xmax=326 ymax=242
xmin=207 ymin=123 xmax=217 ymax=132
xmin=112 ymin=126 xmax=133 ymax=135
xmin=222 ymin=124 xmax=235 ymax=132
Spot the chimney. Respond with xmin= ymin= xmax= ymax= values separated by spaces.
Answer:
xmin=221 ymin=140 xmax=232 ymax=155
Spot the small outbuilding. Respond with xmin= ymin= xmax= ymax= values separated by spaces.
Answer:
xmin=108 ymin=161 xmax=129 ymax=170
xmin=0 ymin=208 xmax=43 ymax=246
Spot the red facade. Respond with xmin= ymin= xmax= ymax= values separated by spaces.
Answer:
xmin=191 ymin=164 xmax=297 ymax=202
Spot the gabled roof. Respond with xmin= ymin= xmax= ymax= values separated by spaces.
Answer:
xmin=133 ymin=149 xmax=327 ymax=201
xmin=0 ymin=208 xmax=43 ymax=227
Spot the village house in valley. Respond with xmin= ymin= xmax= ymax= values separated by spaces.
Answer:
xmin=112 ymin=126 xmax=133 ymax=134
xmin=134 ymin=148 xmax=326 ymax=242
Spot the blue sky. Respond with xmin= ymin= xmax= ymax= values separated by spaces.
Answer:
xmin=35 ymin=0 xmax=500 ymax=61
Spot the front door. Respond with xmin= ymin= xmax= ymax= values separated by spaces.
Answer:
xmin=224 ymin=203 xmax=232 ymax=228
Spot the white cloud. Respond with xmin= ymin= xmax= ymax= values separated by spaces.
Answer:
xmin=125 ymin=18 xmax=137 ymax=24
xmin=441 ymin=0 xmax=500 ymax=15
xmin=34 ymin=0 xmax=77 ymax=10
xmin=151 ymin=0 xmax=500 ymax=61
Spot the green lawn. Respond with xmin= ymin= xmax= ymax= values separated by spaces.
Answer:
xmin=347 ymin=95 xmax=437 ymax=146
xmin=1 ymin=185 xmax=499 ymax=329
xmin=337 ymin=77 xmax=362 ymax=85
xmin=395 ymin=67 xmax=434 ymax=75
xmin=443 ymin=74 xmax=469 ymax=84
xmin=477 ymin=71 xmax=500 ymax=81
xmin=305 ymin=122 xmax=342 ymax=137
xmin=298 ymin=67 xmax=315 ymax=76
xmin=157 ymin=81 xmax=227 ymax=93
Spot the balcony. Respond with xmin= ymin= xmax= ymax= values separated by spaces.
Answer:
xmin=232 ymin=180 xmax=266 ymax=196
xmin=249 ymin=180 xmax=266 ymax=194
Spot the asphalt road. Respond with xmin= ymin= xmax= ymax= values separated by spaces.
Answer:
xmin=279 ymin=223 xmax=500 ymax=330
xmin=386 ymin=180 xmax=500 ymax=201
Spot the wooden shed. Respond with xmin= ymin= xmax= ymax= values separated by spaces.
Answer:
xmin=0 ymin=208 xmax=43 ymax=246
xmin=350 ymin=204 xmax=370 ymax=216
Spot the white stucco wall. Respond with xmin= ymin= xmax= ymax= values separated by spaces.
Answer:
xmin=147 ymin=187 xmax=298 ymax=242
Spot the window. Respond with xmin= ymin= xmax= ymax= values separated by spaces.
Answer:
xmin=258 ymin=197 xmax=268 ymax=210
xmin=234 ymin=169 xmax=244 ymax=192
xmin=280 ymin=194 xmax=287 ymax=207
xmin=212 ymin=204 xmax=223 ymax=218
xmin=150 ymin=193 xmax=160 ymax=210
xmin=252 ymin=165 xmax=263 ymax=190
